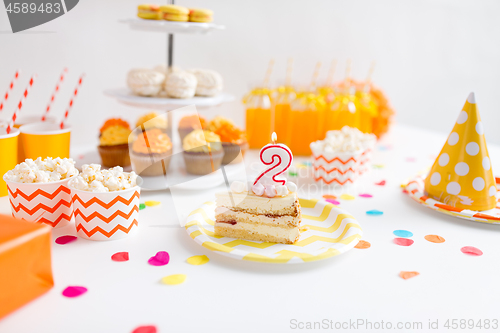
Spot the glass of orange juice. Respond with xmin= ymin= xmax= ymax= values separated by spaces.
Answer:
xmin=272 ymin=85 xmax=295 ymax=145
xmin=244 ymin=88 xmax=272 ymax=149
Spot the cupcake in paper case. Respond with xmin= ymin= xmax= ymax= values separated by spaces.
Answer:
xmin=68 ymin=164 xmax=141 ymax=241
xmin=182 ymin=129 xmax=223 ymax=175
xmin=207 ymin=116 xmax=248 ymax=164
xmin=130 ymin=128 xmax=173 ymax=177
xmin=98 ymin=118 xmax=132 ymax=168
xmin=310 ymin=126 xmax=376 ymax=185
xmin=135 ymin=112 xmax=168 ymax=131
xmin=178 ymin=114 xmax=207 ymax=142
xmin=3 ymin=157 xmax=79 ymax=228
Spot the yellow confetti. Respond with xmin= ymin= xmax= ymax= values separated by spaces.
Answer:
xmin=339 ymin=194 xmax=355 ymax=200
xmin=186 ymin=255 xmax=209 ymax=266
xmin=161 ymin=274 xmax=186 ymax=285
xmin=145 ymin=200 xmax=161 ymax=207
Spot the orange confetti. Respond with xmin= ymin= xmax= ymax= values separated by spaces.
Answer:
xmin=355 ymin=240 xmax=371 ymax=249
xmin=399 ymin=271 xmax=419 ymax=280
xmin=424 ymin=235 xmax=445 ymax=243
xmin=322 ymin=194 xmax=337 ymax=200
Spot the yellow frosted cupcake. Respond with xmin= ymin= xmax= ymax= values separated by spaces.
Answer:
xmin=136 ymin=112 xmax=168 ymax=131
xmin=131 ymin=128 xmax=173 ymax=177
xmin=98 ymin=118 xmax=132 ymax=168
xmin=183 ymin=129 xmax=223 ymax=175
xmin=207 ymin=116 xmax=248 ymax=164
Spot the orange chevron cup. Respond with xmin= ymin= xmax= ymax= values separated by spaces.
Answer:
xmin=3 ymin=175 xmax=78 ymax=228
xmin=19 ymin=122 xmax=71 ymax=161
xmin=69 ymin=185 xmax=141 ymax=241
xmin=0 ymin=128 xmax=20 ymax=197
xmin=311 ymin=149 xmax=364 ymax=185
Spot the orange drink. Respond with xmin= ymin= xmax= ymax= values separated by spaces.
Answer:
xmin=272 ymin=86 xmax=295 ymax=145
xmin=244 ymin=88 xmax=272 ymax=149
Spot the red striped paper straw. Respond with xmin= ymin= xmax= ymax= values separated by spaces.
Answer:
xmin=6 ymin=75 xmax=36 ymax=134
xmin=42 ymin=68 xmax=68 ymax=121
xmin=59 ymin=74 xmax=85 ymax=129
xmin=0 ymin=70 xmax=20 ymax=112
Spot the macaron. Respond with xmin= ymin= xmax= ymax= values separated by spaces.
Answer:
xmin=160 ymin=5 xmax=189 ymax=22
xmin=189 ymin=8 xmax=213 ymax=23
xmin=137 ymin=4 xmax=161 ymax=20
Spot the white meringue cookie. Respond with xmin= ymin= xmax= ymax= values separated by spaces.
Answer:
xmin=286 ymin=181 xmax=297 ymax=193
xmin=164 ymin=71 xmax=197 ymax=99
xmin=187 ymin=69 xmax=223 ymax=97
xmin=276 ymin=185 xmax=289 ymax=196
xmin=252 ymin=182 xmax=265 ymax=196
xmin=265 ymin=185 xmax=276 ymax=198
xmin=127 ymin=68 xmax=165 ymax=97
xmin=230 ymin=181 xmax=247 ymax=193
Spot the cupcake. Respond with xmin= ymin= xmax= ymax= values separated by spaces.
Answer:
xmin=98 ymin=118 xmax=132 ymax=168
xmin=183 ymin=129 xmax=223 ymax=175
xmin=207 ymin=116 xmax=248 ymax=164
xmin=178 ymin=114 xmax=207 ymax=142
xmin=136 ymin=112 xmax=168 ymax=131
xmin=130 ymin=128 xmax=173 ymax=177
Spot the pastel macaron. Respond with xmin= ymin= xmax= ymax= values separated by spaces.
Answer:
xmin=137 ymin=4 xmax=161 ymax=20
xmin=189 ymin=8 xmax=213 ymax=23
xmin=160 ymin=5 xmax=189 ymax=22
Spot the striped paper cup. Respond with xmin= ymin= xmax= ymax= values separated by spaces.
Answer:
xmin=3 ymin=174 xmax=77 ymax=228
xmin=68 ymin=183 xmax=141 ymax=241
xmin=311 ymin=149 xmax=364 ymax=185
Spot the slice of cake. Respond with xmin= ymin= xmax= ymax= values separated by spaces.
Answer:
xmin=214 ymin=181 xmax=301 ymax=244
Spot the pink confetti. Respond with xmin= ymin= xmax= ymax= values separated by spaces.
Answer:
xmin=132 ymin=326 xmax=157 ymax=333
xmin=394 ymin=238 xmax=414 ymax=246
xmin=111 ymin=252 xmax=129 ymax=262
xmin=375 ymin=180 xmax=386 ymax=186
xmin=461 ymin=246 xmax=483 ymax=256
xmin=406 ymin=157 xmax=416 ymax=162
xmin=55 ymin=235 xmax=77 ymax=245
xmin=359 ymin=193 xmax=373 ymax=198
xmin=326 ymin=199 xmax=340 ymax=205
xmin=78 ymin=154 xmax=84 ymax=160
xmin=62 ymin=286 xmax=87 ymax=298
xmin=148 ymin=251 xmax=170 ymax=266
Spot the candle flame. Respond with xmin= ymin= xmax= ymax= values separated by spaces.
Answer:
xmin=271 ymin=132 xmax=277 ymax=144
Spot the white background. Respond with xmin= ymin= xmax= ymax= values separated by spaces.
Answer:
xmin=1 ymin=0 xmax=500 ymax=145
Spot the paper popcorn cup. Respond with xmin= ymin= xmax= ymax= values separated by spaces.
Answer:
xmin=3 ymin=175 xmax=77 ymax=228
xmin=311 ymin=149 xmax=364 ymax=185
xmin=0 ymin=128 xmax=20 ymax=197
xmin=359 ymin=147 xmax=373 ymax=175
xmin=69 ymin=185 xmax=141 ymax=241
xmin=19 ymin=122 xmax=71 ymax=161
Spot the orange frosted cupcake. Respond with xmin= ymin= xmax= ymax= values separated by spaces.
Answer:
xmin=178 ymin=114 xmax=207 ymax=142
xmin=130 ymin=128 xmax=173 ymax=176
xmin=207 ymin=116 xmax=248 ymax=164
xmin=98 ymin=118 xmax=132 ymax=168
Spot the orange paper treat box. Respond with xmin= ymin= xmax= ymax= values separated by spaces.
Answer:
xmin=0 ymin=214 xmax=54 ymax=319
xmin=424 ymin=93 xmax=497 ymax=211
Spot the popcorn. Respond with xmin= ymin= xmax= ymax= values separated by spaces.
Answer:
xmin=4 ymin=157 xmax=78 ymax=183
xmin=69 ymin=164 xmax=138 ymax=192
xmin=310 ymin=126 xmax=377 ymax=153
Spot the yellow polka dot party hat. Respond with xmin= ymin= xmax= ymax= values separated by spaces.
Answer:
xmin=424 ymin=92 xmax=497 ymax=211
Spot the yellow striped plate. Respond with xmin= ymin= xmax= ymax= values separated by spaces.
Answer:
xmin=185 ymin=198 xmax=362 ymax=264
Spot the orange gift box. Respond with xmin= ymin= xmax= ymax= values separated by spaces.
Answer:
xmin=0 ymin=214 xmax=53 ymax=319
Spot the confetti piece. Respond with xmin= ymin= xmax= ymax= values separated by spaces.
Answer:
xmin=62 ymin=286 xmax=87 ymax=298
xmin=461 ymin=246 xmax=483 ymax=256
xmin=55 ymin=235 xmax=77 ymax=245
xmin=393 ymin=230 xmax=413 ymax=238
xmin=406 ymin=157 xmax=416 ymax=162
xmin=355 ymin=240 xmax=371 ymax=249
xmin=366 ymin=210 xmax=383 ymax=216
xmin=139 ymin=203 xmax=146 ymax=210
xmin=111 ymin=252 xmax=129 ymax=262
xmin=326 ymin=199 xmax=340 ymax=205
xmin=322 ymin=194 xmax=337 ymax=200
xmin=372 ymin=164 xmax=385 ymax=169
xmin=359 ymin=193 xmax=373 ymax=198
xmin=78 ymin=154 xmax=84 ymax=160
xmin=340 ymin=194 xmax=355 ymax=200
xmin=425 ymin=235 xmax=445 ymax=243
xmin=145 ymin=201 xmax=161 ymax=207
xmin=132 ymin=325 xmax=157 ymax=333
xmin=394 ymin=238 xmax=414 ymax=246
xmin=148 ymin=251 xmax=170 ymax=266
xmin=161 ymin=274 xmax=186 ymax=285
xmin=187 ymin=255 xmax=209 ymax=266
xmin=288 ymin=171 xmax=298 ymax=177
xmin=399 ymin=271 xmax=419 ymax=280
xmin=299 ymin=226 xmax=310 ymax=232
xmin=296 ymin=164 xmax=307 ymax=169
xmin=375 ymin=180 xmax=386 ymax=186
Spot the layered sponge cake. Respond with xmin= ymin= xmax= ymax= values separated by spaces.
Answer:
xmin=214 ymin=181 xmax=301 ymax=244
